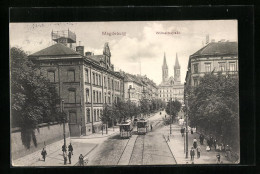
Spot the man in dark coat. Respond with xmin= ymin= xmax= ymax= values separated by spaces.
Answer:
xmin=41 ymin=148 xmax=47 ymax=162
xmin=190 ymin=147 xmax=195 ymax=161
xmin=62 ymin=144 xmax=67 ymax=155
xmin=68 ymin=143 xmax=73 ymax=155
xmin=199 ymin=134 xmax=204 ymax=145
xmin=68 ymin=151 xmax=72 ymax=164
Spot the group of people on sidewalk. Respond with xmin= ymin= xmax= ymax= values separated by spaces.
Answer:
xmin=40 ymin=142 xmax=88 ymax=166
xmin=190 ymin=138 xmax=201 ymax=162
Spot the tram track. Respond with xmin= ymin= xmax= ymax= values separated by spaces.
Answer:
xmin=116 ymin=137 xmax=131 ymax=165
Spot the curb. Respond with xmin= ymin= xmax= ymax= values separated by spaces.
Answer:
xmin=163 ymin=135 xmax=177 ymax=164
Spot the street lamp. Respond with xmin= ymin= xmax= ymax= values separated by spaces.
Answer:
xmin=185 ymin=100 xmax=189 ymax=159
xmin=61 ymin=100 xmax=67 ymax=161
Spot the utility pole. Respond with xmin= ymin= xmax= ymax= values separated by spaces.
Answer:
xmin=185 ymin=100 xmax=189 ymax=159
xmin=170 ymin=98 xmax=172 ymax=135
xmin=61 ymin=100 xmax=67 ymax=163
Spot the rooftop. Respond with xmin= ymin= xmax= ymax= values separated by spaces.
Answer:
xmin=29 ymin=43 xmax=81 ymax=57
xmin=191 ymin=41 xmax=238 ymax=57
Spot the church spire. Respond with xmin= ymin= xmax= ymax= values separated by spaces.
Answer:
xmin=174 ymin=53 xmax=180 ymax=68
xmin=162 ymin=52 xmax=168 ymax=82
xmin=162 ymin=52 xmax=168 ymax=68
xmin=174 ymin=53 xmax=181 ymax=83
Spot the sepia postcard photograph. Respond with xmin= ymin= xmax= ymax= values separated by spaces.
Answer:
xmin=10 ymin=20 xmax=240 ymax=167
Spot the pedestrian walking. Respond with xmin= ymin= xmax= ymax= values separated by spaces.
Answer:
xmin=207 ymin=139 xmax=211 ymax=151
xmin=167 ymin=134 xmax=170 ymax=142
xmin=41 ymin=148 xmax=47 ymax=162
xmin=68 ymin=143 xmax=73 ymax=155
xmin=181 ymin=128 xmax=184 ymax=137
xmin=199 ymin=134 xmax=204 ymax=145
xmin=191 ymin=128 xmax=193 ymax=134
xmin=193 ymin=138 xmax=198 ymax=149
xmin=165 ymin=115 xmax=166 ymax=119
xmin=197 ymin=146 xmax=201 ymax=158
xmin=225 ymin=145 xmax=231 ymax=160
xmin=190 ymin=147 xmax=195 ymax=161
xmin=210 ymin=136 xmax=214 ymax=149
xmin=68 ymin=151 xmax=72 ymax=164
xmin=63 ymin=152 xmax=67 ymax=165
xmin=62 ymin=144 xmax=67 ymax=155
xmin=213 ymin=139 xmax=217 ymax=150
xmin=150 ymin=124 xmax=153 ymax=131
xmin=216 ymin=153 xmax=221 ymax=164
xmin=79 ymin=154 xmax=84 ymax=166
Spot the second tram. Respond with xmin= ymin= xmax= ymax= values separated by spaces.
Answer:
xmin=137 ymin=118 xmax=148 ymax=134
xmin=119 ymin=119 xmax=133 ymax=138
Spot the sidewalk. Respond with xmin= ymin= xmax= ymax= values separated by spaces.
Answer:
xmin=163 ymin=124 xmax=233 ymax=164
xmin=71 ymin=126 xmax=120 ymax=139
xmin=12 ymin=126 xmax=120 ymax=166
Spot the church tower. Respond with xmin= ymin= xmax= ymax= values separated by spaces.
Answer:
xmin=162 ymin=52 xmax=168 ymax=82
xmin=174 ymin=53 xmax=181 ymax=83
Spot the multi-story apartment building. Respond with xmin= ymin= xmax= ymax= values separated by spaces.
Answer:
xmin=185 ymin=41 xmax=238 ymax=88
xmin=122 ymin=73 xmax=143 ymax=105
xmin=29 ymin=31 xmax=124 ymax=136
xmin=158 ymin=53 xmax=184 ymax=103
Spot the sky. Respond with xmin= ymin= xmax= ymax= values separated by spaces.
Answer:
xmin=10 ymin=20 xmax=237 ymax=85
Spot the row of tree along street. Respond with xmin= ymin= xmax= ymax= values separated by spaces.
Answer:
xmin=184 ymin=73 xmax=239 ymax=154
xmin=101 ymin=98 xmax=166 ymax=130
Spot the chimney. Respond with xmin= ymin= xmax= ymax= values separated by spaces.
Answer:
xmin=85 ymin=52 xmax=92 ymax=56
xmin=206 ymin=34 xmax=209 ymax=45
xmin=76 ymin=46 xmax=84 ymax=55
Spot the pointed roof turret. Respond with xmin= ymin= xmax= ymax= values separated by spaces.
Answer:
xmin=162 ymin=52 xmax=168 ymax=68
xmin=174 ymin=53 xmax=180 ymax=68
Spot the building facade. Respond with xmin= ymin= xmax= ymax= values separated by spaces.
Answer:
xmin=185 ymin=41 xmax=238 ymax=88
xmin=29 ymin=32 xmax=124 ymax=136
xmin=120 ymin=71 xmax=158 ymax=105
xmin=158 ymin=53 xmax=184 ymax=103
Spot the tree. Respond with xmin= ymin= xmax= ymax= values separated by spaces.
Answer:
xmin=140 ymin=99 xmax=150 ymax=117
xmin=11 ymin=47 xmax=61 ymax=149
xmin=166 ymin=99 xmax=182 ymax=121
xmin=186 ymin=73 xmax=239 ymax=150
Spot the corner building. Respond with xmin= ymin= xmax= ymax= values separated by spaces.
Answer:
xmin=29 ymin=42 xmax=124 ymax=137
xmin=185 ymin=41 xmax=238 ymax=87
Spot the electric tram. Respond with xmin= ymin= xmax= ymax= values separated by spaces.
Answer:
xmin=119 ymin=119 xmax=133 ymax=138
xmin=137 ymin=118 xmax=148 ymax=134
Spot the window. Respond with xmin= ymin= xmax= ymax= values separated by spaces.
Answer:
xmin=93 ymin=90 xmax=96 ymax=103
xmin=205 ymin=63 xmax=211 ymax=73
xmin=94 ymin=110 xmax=96 ymax=122
xmin=193 ymin=64 xmax=198 ymax=73
xmin=104 ymin=92 xmax=107 ymax=103
xmin=69 ymin=112 xmax=77 ymax=124
xmin=99 ymin=75 xmax=101 ymax=86
xmin=85 ymin=69 xmax=89 ymax=82
xmin=99 ymin=92 xmax=102 ymax=103
xmin=193 ymin=78 xmax=199 ymax=86
xmin=86 ymin=109 xmax=91 ymax=123
xmin=96 ymin=91 xmax=99 ymax=103
xmin=229 ymin=62 xmax=236 ymax=71
xmin=219 ymin=62 xmax=225 ymax=72
xmin=104 ymin=76 xmax=106 ymax=87
xmin=112 ymin=80 xmax=114 ymax=90
xmin=108 ymin=78 xmax=110 ymax=89
xmin=86 ymin=88 xmax=90 ymax=103
xmin=97 ymin=110 xmax=99 ymax=121
xmin=68 ymin=70 xmax=75 ymax=82
xmin=96 ymin=74 xmax=99 ymax=85
xmin=108 ymin=96 xmax=111 ymax=104
xmin=92 ymin=72 xmax=95 ymax=84
xmin=47 ymin=71 xmax=55 ymax=82
xmin=68 ymin=89 xmax=76 ymax=103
